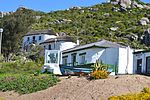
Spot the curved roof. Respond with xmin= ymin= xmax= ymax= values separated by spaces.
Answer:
xmin=24 ymin=29 xmax=57 ymax=36
xmin=40 ymin=36 xmax=74 ymax=44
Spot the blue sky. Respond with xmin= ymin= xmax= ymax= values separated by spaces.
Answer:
xmin=0 ymin=0 xmax=150 ymax=12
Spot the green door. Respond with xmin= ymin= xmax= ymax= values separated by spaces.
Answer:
xmin=146 ymin=57 xmax=150 ymax=73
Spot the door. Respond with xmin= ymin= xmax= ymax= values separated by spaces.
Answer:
xmin=71 ymin=53 xmax=77 ymax=66
xmin=137 ymin=59 xmax=142 ymax=74
xmin=146 ymin=57 xmax=150 ymax=73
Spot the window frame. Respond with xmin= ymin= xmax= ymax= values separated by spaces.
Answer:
xmin=62 ymin=56 xmax=68 ymax=65
xmin=79 ymin=52 xmax=86 ymax=64
xmin=39 ymin=36 xmax=41 ymax=40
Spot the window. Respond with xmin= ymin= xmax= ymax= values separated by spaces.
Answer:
xmin=79 ymin=53 xmax=86 ymax=64
xmin=48 ymin=45 xmax=51 ymax=50
xmin=62 ymin=56 xmax=68 ymax=65
xmin=33 ymin=36 xmax=35 ymax=41
xmin=39 ymin=36 xmax=41 ymax=40
xmin=27 ymin=37 xmax=30 ymax=41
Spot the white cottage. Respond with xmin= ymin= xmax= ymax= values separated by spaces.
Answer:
xmin=133 ymin=50 xmax=150 ymax=74
xmin=62 ymin=40 xmax=134 ymax=74
xmin=40 ymin=36 xmax=77 ymax=51
xmin=22 ymin=29 xmax=57 ymax=51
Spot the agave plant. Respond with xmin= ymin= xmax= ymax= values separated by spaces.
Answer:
xmin=92 ymin=60 xmax=108 ymax=72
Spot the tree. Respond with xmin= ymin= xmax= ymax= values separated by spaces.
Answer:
xmin=1 ymin=9 xmax=42 ymax=57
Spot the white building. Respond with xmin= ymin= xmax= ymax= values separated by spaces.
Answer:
xmin=62 ymin=40 xmax=134 ymax=74
xmin=40 ymin=36 xmax=77 ymax=51
xmin=133 ymin=51 xmax=150 ymax=74
xmin=22 ymin=29 xmax=57 ymax=51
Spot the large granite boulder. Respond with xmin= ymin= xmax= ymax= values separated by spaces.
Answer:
xmin=119 ymin=0 xmax=132 ymax=8
xmin=143 ymin=28 xmax=150 ymax=45
xmin=111 ymin=0 xmax=132 ymax=8
xmin=139 ymin=17 xmax=150 ymax=26
xmin=131 ymin=1 xmax=144 ymax=8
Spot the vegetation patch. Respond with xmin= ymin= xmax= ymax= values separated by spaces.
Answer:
xmin=109 ymin=87 xmax=150 ymax=100
xmin=0 ymin=98 xmax=5 ymax=100
xmin=90 ymin=61 xmax=109 ymax=79
xmin=0 ymin=74 xmax=59 ymax=94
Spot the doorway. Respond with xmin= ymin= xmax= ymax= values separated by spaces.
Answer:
xmin=146 ymin=56 xmax=150 ymax=73
xmin=71 ymin=53 xmax=77 ymax=66
xmin=137 ymin=59 xmax=142 ymax=74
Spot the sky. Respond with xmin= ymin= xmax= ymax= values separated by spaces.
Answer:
xmin=0 ymin=0 xmax=150 ymax=12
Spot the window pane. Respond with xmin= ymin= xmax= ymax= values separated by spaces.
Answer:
xmin=39 ymin=36 xmax=41 ymax=40
xmin=49 ymin=45 xmax=51 ymax=50
xmin=80 ymin=55 xmax=85 ymax=64
xmin=27 ymin=37 xmax=30 ymax=41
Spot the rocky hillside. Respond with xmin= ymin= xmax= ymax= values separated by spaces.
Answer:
xmin=31 ymin=0 xmax=150 ymax=49
xmin=0 ymin=0 xmax=150 ymax=55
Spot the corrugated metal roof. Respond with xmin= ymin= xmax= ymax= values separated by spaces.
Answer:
xmin=24 ymin=29 xmax=57 ymax=36
xmin=62 ymin=39 xmax=127 ymax=53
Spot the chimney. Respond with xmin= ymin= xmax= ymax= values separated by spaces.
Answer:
xmin=77 ymin=39 xmax=80 ymax=45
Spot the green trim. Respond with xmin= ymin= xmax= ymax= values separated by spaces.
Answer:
xmin=62 ymin=55 xmax=68 ymax=58
xmin=71 ymin=53 xmax=77 ymax=55
xmin=79 ymin=52 xmax=86 ymax=56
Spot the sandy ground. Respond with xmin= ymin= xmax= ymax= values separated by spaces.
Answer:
xmin=1 ymin=75 xmax=150 ymax=100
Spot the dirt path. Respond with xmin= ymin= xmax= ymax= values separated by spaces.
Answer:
xmin=1 ymin=75 xmax=150 ymax=100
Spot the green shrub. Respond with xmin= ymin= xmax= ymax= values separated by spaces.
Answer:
xmin=92 ymin=60 xmax=108 ymax=72
xmin=109 ymin=88 xmax=150 ymax=100
xmin=0 ymin=61 xmax=41 ymax=74
xmin=91 ymin=70 xmax=109 ymax=79
xmin=0 ymin=74 xmax=59 ymax=94
xmin=90 ymin=61 xmax=109 ymax=79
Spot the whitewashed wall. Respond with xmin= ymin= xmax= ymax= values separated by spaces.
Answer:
xmin=23 ymin=34 xmax=56 ymax=46
xmin=62 ymin=46 xmax=135 ymax=74
xmin=62 ymin=47 xmax=119 ymax=66
xmin=118 ymin=47 xmax=134 ymax=74
xmin=42 ymin=41 xmax=76 ymax=51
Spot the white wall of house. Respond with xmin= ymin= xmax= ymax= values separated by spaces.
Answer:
xmin=41 ymin=41 xmax=76 ymax=51
xmin=133 ymin=52 xmax=150 ymax=74
xmin=23 ymin=34 xmax=56 ymax=46
xmin=62 ymin=47 xmax=119 ymax=66
xmin=62 ymin=46 xmax=134 ymax=74
xmin=118 ymin=47 xmax=134 ymax=74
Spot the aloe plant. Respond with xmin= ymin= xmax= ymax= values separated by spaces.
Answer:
xmin=92 ymin=60 xmax=108 ymax=71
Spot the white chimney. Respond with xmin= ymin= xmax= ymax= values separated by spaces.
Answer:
xmin=77 ymin=39 xmax=80 ymax=45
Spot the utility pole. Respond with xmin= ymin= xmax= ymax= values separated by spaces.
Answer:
xmin=0 ymin=28 xmax=3 ymax=54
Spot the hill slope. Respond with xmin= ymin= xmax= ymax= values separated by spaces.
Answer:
xmin=1 ymin=0 xmax=150 ymax=55
xmin=31 ymin=1 xmax=150 ymax=48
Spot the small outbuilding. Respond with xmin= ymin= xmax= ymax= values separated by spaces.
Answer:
xmin=133 ymin=50 xmax=150 ymax=74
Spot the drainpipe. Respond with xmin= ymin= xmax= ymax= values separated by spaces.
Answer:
xmin=125 ymin=46 xmax=130 ymax=74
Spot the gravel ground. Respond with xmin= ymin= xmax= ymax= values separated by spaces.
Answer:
xmin=1 ymin=75 xmax=150 ymax=100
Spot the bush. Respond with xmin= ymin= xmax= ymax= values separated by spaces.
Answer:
xmin=109 ymin=87 xmax=150 ymax=100
xmin=0 ymin=74 xmax=59 ymax=94
xmin=0 ymin=61 xmax=42 ymax=74
xmin=90 ymin=61 xmax=109 ymax=79
xmin=91 ymin=70 xmax=108 ymax=79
